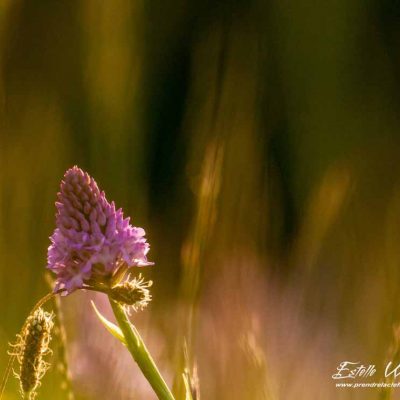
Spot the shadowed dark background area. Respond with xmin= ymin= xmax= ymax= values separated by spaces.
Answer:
xmin=1 ymin=1 xmax=400 ymax=399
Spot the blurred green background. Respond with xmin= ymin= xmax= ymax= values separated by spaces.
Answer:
xmin=1 ymin=1 xmax=400 ymax=399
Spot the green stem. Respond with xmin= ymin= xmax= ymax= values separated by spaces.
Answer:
xmin=109 ymin=298 xmax=175 ymax=400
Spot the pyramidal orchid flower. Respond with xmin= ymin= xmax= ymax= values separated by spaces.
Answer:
xmin=2 ymin=167 xmax=175 ymax=400
xmin=47 ymin=166 xmax=153 ymax=294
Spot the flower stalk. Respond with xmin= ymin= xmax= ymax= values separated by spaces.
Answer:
xmin=45 ymin=166 xmax=173 ymax=400
xmin=109 ymin=298 xmax=175 ymax=400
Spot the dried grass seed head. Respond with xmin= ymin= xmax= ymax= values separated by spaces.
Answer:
xmin=13 ymin=308 xmax=54 ymax=399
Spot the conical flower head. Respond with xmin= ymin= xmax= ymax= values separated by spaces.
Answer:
xmin=47 ymin=166 xmax=152 ymax=294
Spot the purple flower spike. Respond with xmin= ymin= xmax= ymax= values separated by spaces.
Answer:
xmin=47 ymin=166 xmax=153 ymax=294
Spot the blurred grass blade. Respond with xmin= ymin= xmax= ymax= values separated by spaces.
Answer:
xmin=0 ymin=349 xmax=15 ymax=400
xmin=182 ymin=372 xmax=194 ymax=400
xmin=91 ymin=300 xmax=126 ymax=345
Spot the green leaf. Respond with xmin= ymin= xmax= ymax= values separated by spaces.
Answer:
xmin=91 ymin=300 xmax=127 ymax=345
